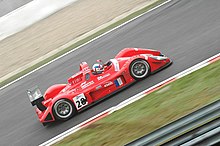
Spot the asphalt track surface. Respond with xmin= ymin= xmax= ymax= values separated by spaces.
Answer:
xmin=0 ymin=0 xmax=33 ymax=17
xmin=0 ymin=0 xmax=220 ymax=145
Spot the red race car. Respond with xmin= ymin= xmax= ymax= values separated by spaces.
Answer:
xmin=27 ymin=48 xmax=172 ymax=125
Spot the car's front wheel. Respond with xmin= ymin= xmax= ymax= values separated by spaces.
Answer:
xmin=53 ymin=99 xmax=76 ymax=121
xmin=129 ymin=59 xmax=150 ymax=80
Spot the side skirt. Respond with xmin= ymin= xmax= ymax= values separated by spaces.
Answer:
xmin=78 ymin=81 xmax=136 ymax=113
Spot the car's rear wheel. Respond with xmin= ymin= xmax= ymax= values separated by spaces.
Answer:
xmin=129 ymin=59 xmax=150 ymax=80
xmin=53 ymin=99 xmax=76 ymax=121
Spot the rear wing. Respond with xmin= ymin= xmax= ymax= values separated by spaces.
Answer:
xmin=27 ymin=86 xmax=46 ymax=111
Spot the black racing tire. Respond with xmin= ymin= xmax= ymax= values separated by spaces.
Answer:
xmin=129 ymin=59 xmax=150 ymax=80
xmin=53 ymin=99 xmax=76 ymax=121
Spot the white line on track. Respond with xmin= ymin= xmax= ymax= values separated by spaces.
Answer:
xmin=0 ymin=0 xmax=172 ymax=91
xmin=0 ymin=0 xmax=78 ymax=41
xmin=40 ymin=52 xmax=220 ymax=146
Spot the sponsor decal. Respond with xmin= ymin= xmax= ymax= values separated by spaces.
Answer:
xmin=71 ymin=77 xmax=82 ymax=84
xmin=81 ymin=81 xmax=94 ymax=89
xmin=104 ymin=81 xmax=113 ymax=87
xmin=114 ymin=77 xmax=123 ymax=87
xmin=97 ymin=73 xmax=111 ymax=81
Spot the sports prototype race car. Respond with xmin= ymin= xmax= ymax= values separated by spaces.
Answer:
xmin=27 ymin=48 xmax=172 ymax=125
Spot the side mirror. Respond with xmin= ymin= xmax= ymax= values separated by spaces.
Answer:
xmin=96 ymin=59 xmax=103 ymax=65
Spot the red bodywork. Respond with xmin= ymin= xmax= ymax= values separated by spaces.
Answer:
xmin=32 ymin=48 xmax=172 ymax=124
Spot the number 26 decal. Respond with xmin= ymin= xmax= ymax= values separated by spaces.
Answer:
xmin=73 ymin=93 xmax=88 ymax=110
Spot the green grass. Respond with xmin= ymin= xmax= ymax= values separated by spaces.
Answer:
xmin=53 ymin=60 xmax=220 ymax=146
xmin=0 ymin=0 xmax=167 ymax=88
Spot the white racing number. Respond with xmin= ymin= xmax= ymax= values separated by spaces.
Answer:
xmin=110 ymin=59 xmax=120 ymax=71
xmin=73 ymin=93 xmax=88 ymax=110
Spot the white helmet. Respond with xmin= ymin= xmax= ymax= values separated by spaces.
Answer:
xmin=92 ymin=63 xmax=103 ymax=74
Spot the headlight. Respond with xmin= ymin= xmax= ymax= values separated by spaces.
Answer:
xmin=150 ymin=55 xmax=168 ymax=60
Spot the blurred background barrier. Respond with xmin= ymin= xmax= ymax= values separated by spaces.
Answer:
xmin=0 ymin=0 xmax=32 ymax=17
xmin=126 ymin=100 xmax=220 ymax=146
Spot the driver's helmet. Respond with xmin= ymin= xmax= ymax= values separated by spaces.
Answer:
xmin=92 ymin=63 xmax=103 ymax=74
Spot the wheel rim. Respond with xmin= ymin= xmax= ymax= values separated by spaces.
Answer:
xmin=54 ymin=100 xmax=73 ymax=119
xmin=131 ymin=60 xmax=149 ymax=79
